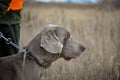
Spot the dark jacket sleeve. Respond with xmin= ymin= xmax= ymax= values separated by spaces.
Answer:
xmin=0 ymin=0 xmax=12 ymax=16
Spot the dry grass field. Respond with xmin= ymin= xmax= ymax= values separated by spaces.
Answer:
xmin=20 ymin=2 xmax=120 ymax=80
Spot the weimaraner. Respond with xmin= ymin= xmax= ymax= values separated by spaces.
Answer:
xmin=0 ymin=24 xmax=86 ymax=80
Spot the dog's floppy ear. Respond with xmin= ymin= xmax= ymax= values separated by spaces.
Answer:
xmin=40 ymin=30 xmax=63 ymax=54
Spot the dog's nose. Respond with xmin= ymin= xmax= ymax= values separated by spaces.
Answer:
xmin=80 ymin=46 xmax=86 ymax=52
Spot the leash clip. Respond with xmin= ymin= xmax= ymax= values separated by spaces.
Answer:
xmin=0 ymin=32 xmax=3 ymax=38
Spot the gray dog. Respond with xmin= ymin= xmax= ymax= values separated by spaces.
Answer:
xmin=0 ymin=24 xmax=86 ymax=80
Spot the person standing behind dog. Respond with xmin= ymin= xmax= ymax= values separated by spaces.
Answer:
xmin=0 ymin=0 xmax=24 ymax=57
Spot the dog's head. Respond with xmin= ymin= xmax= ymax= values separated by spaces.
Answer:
xmin=27 ymin=24 xmax=86 ymax=68
xmin=40 ymin=24 xmax=86 ymax=60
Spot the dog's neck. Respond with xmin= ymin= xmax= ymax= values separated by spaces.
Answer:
xmin=19 ymin=49 xmax=51 ymax=69
xmin=23 ymin=34 xmax=60 ymax=69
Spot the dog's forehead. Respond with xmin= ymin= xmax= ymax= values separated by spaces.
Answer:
xmin=47 ymin=24 xmax=59 ymax=28
xmin=45 ymin=24 xmax=66 ymax=32
xmin=46 ymin=24 xmax=63 ymax=30
xmin=44 ymin=24 xmax=70 ymax=38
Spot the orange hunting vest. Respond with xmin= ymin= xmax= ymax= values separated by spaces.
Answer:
xmin=7 ymin=0 xmax=24 ymax=11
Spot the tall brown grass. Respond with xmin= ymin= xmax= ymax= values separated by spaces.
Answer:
xmin=20 ymin=2 xmax=120 ymax=80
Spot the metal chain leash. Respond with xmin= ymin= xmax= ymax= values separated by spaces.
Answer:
xmin=0 ymin=32 xmax=23 ymax=51
xmin=0 ymin=32 xmax=29 ymax=80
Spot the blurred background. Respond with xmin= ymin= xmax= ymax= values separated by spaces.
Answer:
xmin=20 ymin=0 xmax=120 ymax=80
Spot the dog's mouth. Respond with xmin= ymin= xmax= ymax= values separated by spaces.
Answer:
xmin=63 ymin=57 xmax=73 ymax=61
